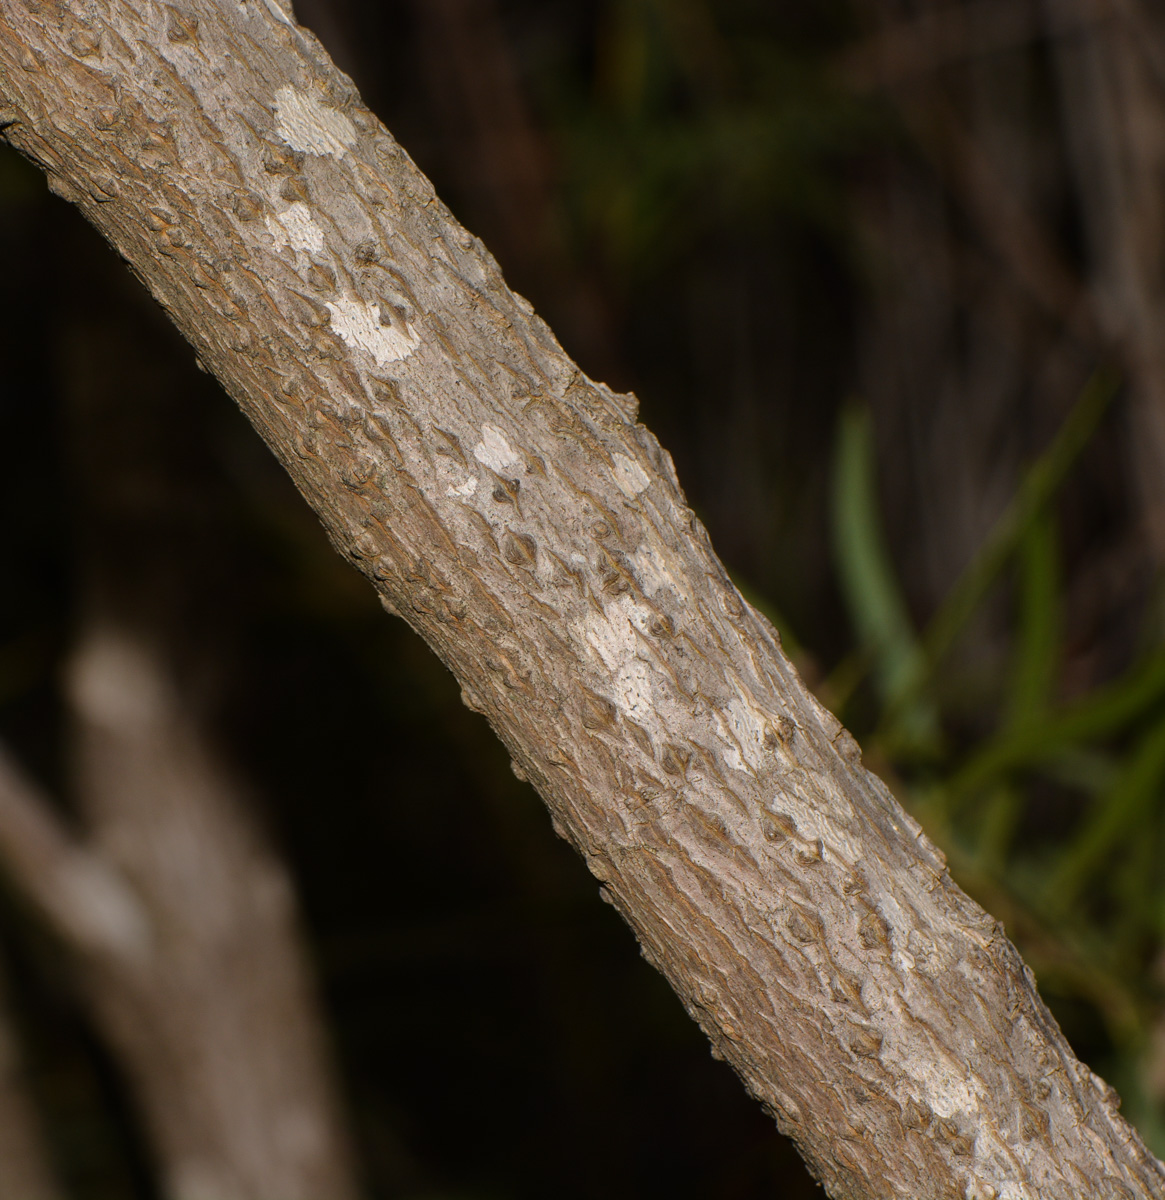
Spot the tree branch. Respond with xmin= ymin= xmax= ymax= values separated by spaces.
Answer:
xmin=63 ymin=623 xmax=361 ymax=1200
xmin=0 ymin=742 xmax=152 ymax=968
xmin=0 ymin=622 xmax=362 ymax=1200
xmin=1048 ymin=0 xmax=1165 ymax=559
xmin=0 ymin=3 xmax=1161 ymax=1196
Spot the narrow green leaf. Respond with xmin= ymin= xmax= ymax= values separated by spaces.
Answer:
xmin=879 ymin=368 xmax=1120 ymax=734
xmin=1007 ymin=509 xmax=1061 ymax=728
xmin=1044 ymin=714 xmax=1165 ymax=916
xmin=950 ymin=652 xmax=1165 ymax=796
xmin=830 ymin=402 xmax=938 ymax=753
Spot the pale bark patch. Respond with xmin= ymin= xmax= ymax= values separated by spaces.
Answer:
xmin=325 ymin=296 xmax=420 ymax=365
xmin=265 ymin=201 xmax=326 ymax=255
xmin=473 ymin=424 xmax=521 ymax=472
xmin=578 ymin=597 xmax=656 ymax=722
xmin=273 ymin=85 xmax=357 ymax=158
xmin=719 ymin=690 xmax=770 ymax=772
xmin=628 ymin=542 xmax=675 ymax=598
xmin=612 ymin=451 xmax=650 ymax=496
xmin=892 ymin=1042 xmax=981 ymax=1120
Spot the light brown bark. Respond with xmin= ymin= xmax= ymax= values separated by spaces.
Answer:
xmin=0 ymin=3 xmax=1162 ymax=1197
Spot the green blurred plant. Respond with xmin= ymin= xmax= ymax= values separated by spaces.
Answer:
xmin=540 ymin=0 xmax=875 ymax=283
xmin=825 ymin=370 xmax=1165 ymax=1154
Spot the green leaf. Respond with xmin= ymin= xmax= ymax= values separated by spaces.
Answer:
xmin=1007 ymin=508 xmax=1061 ymax=728
xmin=879 ymin=368 xmax=1120 ymax=735
xmin=830 ymin=401 xmax=938 ymax=754
xmin=1044 ymin=714 xmax=1165 ymax=917
xmin=950 ymin=651 xmax=1165 ymax=796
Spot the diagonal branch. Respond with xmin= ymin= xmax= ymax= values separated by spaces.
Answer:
xmin=0 ymin=3 xmax=1161 ymax=1197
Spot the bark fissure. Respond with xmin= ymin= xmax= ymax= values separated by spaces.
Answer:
xmin=1 ymin=2 xmax=1163 ymax=1197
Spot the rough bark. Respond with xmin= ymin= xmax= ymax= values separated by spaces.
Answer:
xmin=406 ymin=0 xmax=621 ymax=384
xmin=0 ymin=3 xmax=1161 ymax=1198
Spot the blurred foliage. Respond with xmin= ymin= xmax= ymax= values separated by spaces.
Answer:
xmin=826 ymin=373 xmax=1165 ymax=1155
xmin=539 ymin=0 xmax=873 ymax=282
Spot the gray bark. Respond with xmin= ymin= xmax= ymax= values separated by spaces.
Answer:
xmin=0 ymin=2 xmax=1162 ymax=1197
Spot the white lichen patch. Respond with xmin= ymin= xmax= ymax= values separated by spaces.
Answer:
xmin=768 ymin=787 xmax=863 ymax=863
xmin=447 ymin=477 xmax=478 ymax=498
xmin=629 ymin=542 xmax=675 ymax=600
xmin=717 ymin=688 xmax=770 ymax=772
xmin=473 ymin=425 xmax=520 ymax=472
xmin=325 ymin=296 xmax=420 ymax=366
xmin=612 ymin=452 xmax=650 ymax=497
xmin=265 ymin=202 xmax=325 ymax=255
xmin=882 ymin=1037 xmax=981 ymax=1121
xmin=577 ymin=596 xmax=655 ymax=723
xmin=877 ymin=892 xmax=934 ymax=975
xmin=274 ymin=85 xmax=358 ymax=158
xmin=259 ymin=0 xmax=295 ymax=28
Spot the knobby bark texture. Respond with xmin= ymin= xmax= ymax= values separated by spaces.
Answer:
xmin=0 ymin=3 xmax=1162 ymax=1197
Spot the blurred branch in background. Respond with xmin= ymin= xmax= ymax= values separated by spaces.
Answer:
xmin=65 ymin=625 xmax=360 ymax=1200
xmin=0 ymin=953 xmax=66 ymax=1200
xmin=52 ymin=280 xmax=361 ymax=1199
xmin=0 ymin=639 xmax=361 ymax=1200
xmin=0 ymin=280 xmax=363 ymax=1198
xmin=1048 ymin=0 xmax=1165 ymax=559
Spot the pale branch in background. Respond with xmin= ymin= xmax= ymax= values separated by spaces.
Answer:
xmin=0 ymin=627 xmax=360 ymax=1200
xmin=0 ymin=3 xmax=1162 ymax=1198
xmin=1047 ymin=0 xmax=1165 ymax=562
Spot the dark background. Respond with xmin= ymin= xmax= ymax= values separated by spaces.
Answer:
xmin=1 ymin=1 xmax=1163 ymax=1196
